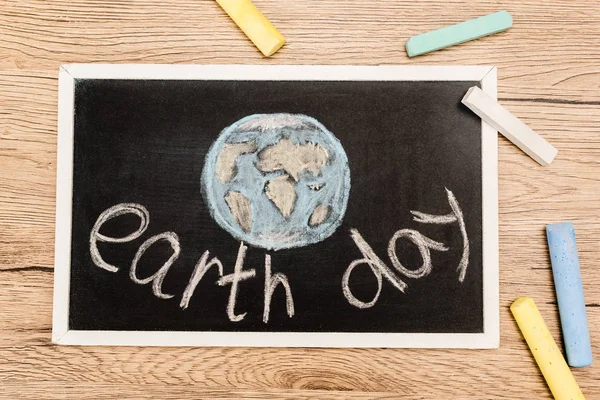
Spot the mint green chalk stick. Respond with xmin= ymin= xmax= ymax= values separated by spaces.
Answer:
xmin=406 ymin=11 xmax=512 ymax=57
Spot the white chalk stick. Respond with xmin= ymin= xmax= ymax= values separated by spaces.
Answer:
xmin=462 ymin=86 xmax=558 ymax=166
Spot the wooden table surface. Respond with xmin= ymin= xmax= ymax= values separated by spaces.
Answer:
xmin=1 ymin=0 xmax=599 ymax=398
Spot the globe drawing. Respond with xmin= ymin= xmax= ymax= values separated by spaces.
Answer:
xmin=202 ymin=113 xmax=351 ymax=250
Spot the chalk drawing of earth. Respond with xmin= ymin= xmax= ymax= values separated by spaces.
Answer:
xmin=202 ymin=113 xmax=351 ymax=250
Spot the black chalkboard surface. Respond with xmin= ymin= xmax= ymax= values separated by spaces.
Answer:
xmin=53 ymin=65 xmax=499 ymax=347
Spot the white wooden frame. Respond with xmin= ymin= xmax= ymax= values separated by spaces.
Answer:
xmin=53 ymin=65 xmax=499 ymax=348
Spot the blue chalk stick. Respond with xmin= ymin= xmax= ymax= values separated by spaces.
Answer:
xmin=546 ymin=222 xmax=593 ymax=367
xmin=405 ymin=11 xmax=513 ymax=57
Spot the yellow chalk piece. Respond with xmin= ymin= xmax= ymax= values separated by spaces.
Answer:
xmin=511 ymin=297 xmax=585 ymax=400
xmin=215 ymin=0 xmax=286 ymax=57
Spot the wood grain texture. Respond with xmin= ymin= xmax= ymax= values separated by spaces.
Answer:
xmin=0 ymin=0 xmax=599 ymax=398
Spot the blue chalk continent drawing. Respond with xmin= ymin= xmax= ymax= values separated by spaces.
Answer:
xmin=202 ymin=113 xmax=351 ymax=250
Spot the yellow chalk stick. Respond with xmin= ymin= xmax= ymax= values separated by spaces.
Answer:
xmin=511 ymin=297 xmax=585 ymax=400
xmin=215 ymin=0 xmax=286 ymax=57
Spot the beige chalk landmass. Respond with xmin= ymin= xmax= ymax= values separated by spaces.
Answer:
xmin=224 ymin=191 xmax=253 ymax=233
xmin=309 ymin=204 xmax=330 ymax=227
xmin=219 ymin=135 xmax=331 ymax=224
xmin=259 ymin=138 xmax=330 ymax=219
xmin=216 ymin=142 xmax=257 ymax=184
xmin=257 ymin=138 xmax=329 ymax=181
xmin=265 ymin=174 xmax=296 ymax=218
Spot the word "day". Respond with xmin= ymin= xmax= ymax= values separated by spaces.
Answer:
xmin=342 ymin=188 xmax=469 ymax=309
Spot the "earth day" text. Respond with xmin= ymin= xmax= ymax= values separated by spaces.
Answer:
xmin=89 ymin=188 xmax=468 ymax=323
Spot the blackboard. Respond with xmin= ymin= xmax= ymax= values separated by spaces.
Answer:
xmin=53 ymin=65 xmax=499 ymax=347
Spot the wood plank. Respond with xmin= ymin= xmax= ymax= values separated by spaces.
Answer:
xmin=0 ymin=384 xmax=417 ymax=399
xmin=0 ymin=345 xmax=565 ymax=397
xmin=0 ymin=1 xmax=598 ymax=75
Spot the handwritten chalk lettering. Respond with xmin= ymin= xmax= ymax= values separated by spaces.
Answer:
xmin=216 ymin=242 xmax=257 ymax=322
xmin=90 ymin=189 xmax=467 ymax=319
xmin=89 ymin=203 xmax=150 ymax=272
xmin=387 ymin=230 xmax=448 ymax=279
xmin=263 ymin=254 xmax=295 ymax=323
xmin=130 ymin=232 xmax=181 ymax=300
xmin=344 ymin=187 xmax=469 ymax=308
xmin=180 ymin=251 xmax=224 ymax=310
xmin=410 ymin=188 xmax=469 ymax=282
xmin=343 ymin=229 xmax=406 ymax=309
xmin=344 ymin=228 xmax=444 ymax=308
xmin=90 ymin=204 xmax=295 ymax=324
